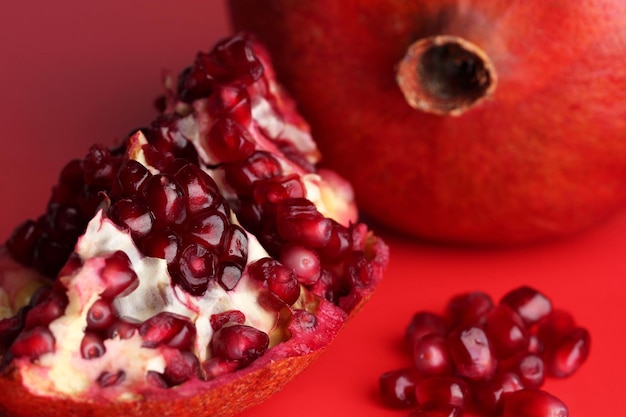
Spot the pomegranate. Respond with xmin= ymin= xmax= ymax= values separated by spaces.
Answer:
xmin=228 ymin=0 xmax=626 ymax=245
xmin=0 ymin=34 xmax=388 ymax=417
xmin=379 ymin=286 xmax=588 ymax=416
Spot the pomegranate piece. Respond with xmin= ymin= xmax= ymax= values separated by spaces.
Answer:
xmin=535 ymin=309 xmax=576 ymax=350
xmin=471 ymin=372 xmax=524 ymax=416
xmin=0 ymin=33 xmax=389 ymax=417
xmin=502 ymin=389 xmax=568 ymax=417
xmin=445 ymin=291 xmax=493 ymax=329
xmin=485 ymin=304 xmax=529 ymax=359
xmin=546 ymin=327 xmax=590 ymax=378
xmin=378 ymin=368 xmax=420 ymax=409
xmin=500 ymin=286 xmax=552 ymax=325
xmin=412 ymin=333 xmax=454 ymax=377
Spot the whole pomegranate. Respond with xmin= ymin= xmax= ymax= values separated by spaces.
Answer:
xmin=228 ymin=0 xmax=626 ymax=245
xmin=0 ymin=34 xmax=388 ymax=417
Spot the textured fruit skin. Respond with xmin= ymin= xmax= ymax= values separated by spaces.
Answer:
xmin=229 ymin=0 xmax=626 ymax=245
xmin=0 ymin=234 xmax=388 ymax=417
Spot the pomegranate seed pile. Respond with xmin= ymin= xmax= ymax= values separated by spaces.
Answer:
xmin=0 ymin=33 xmax=388 ymax=416
xmin=379 ymin=286 xmax=589 ymax=417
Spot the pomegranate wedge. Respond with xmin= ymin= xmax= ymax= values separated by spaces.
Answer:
xmin=0 ymin=33 xmax=388 ymax=417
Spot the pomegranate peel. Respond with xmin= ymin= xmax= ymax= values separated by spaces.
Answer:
xmin=0 ymin=33 xmax=388 ymax=417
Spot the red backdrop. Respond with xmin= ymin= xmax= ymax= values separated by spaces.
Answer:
xmin=0 ymin=2 xmax=621 ymax=416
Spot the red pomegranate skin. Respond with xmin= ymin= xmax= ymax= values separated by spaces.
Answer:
xmin=228 ymin=0 xmax=626 ymax=245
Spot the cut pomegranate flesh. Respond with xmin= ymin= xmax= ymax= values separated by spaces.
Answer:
xmin=379 ymin=286 xmax=588 ymax=417
xmin=0 ymin=33 xmax=388 ymax=417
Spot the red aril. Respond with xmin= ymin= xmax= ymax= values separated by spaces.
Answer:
xmin=448 ymin=325 xmax=497 ymax=381
xmin=412 ymin=334 xmax=454 ymax=377
xmin=546 ymin=327 xmax=590 ymax=378
xmin=378 ymin=368 xmax=420 ymax=409
xmin=502 ymin=389 xmax=568 ymax=417
xmin=414 ymin=376 xmax=470 ymax=408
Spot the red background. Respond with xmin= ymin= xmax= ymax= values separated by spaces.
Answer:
xmin=0 ymin=2 xmax=622 ymax=416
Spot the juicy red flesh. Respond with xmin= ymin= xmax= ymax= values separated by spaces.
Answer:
xmin=379 ymin=286 xmax=588 ymax=416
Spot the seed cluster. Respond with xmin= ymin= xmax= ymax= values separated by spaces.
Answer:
xmin=379 ymin=286 xmax=588 ymax=416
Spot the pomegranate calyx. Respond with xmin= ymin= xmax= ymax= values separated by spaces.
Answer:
xmin=396 ymin=35 xmax=497 ymax=116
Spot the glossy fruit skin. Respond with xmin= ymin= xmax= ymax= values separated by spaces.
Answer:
xmin=229 ymin=0 xmax=626 ymax=245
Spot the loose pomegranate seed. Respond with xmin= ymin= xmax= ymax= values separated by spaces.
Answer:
xmin=412 ymin=333 xmax=454 ymax=377
xmin=279 ymin=245 xmax=321 ymax=285
xmin=142 ymin=174 xmax=188 ymax=227
xmin=414 ymin=376 xmax=471 ymax=408
xmin=275 ymin=198 xmax=332 ymax=247
xmin=500 ymin=286 xmax=552 ymax=326
xmin=408 ymin=403 xmax=463 ymax=417
xmin=448 ymin=326 xmax=497 ymax=380
xmin=378 ymin=368 xmax=420 ymax=409
xmin=115 ymin=159 xmax=151 ymax=196
xmin=81 ymin=332 xmax=106 ymax=359
xmin=535 ymin=309 xmax=576 ymax=350
xmin=108 ymin=198 xmax=155 ymax=239
xmin=10 ymin=327 xmax=55 ymax=360
xmin=187 ymin=210 xmax=228 ymax=249
xmin=211 ymin=324 xmax=269 ymax=363
xmin=472 ymin=372 xmax=524 ymax=416
xmin=502 ymin=388 xmax=568 ymax=417
xmin=173 ymin=243 xmax=217 ymax=295
xmin=485 ymin=304 xmax=529 ymax=359
xmin=405 ymin=311 xmax=449 ymax=349
xmin=139 ymin=312 xmax=196 ymax=350
xmin=99 ymin=251 xmax=139 ymax=299
xmin=546 ymin=327 xmax=590 ymax=378
xmin=173 ymin=163 xmax=220 ymax=215
xmin=140 ymin=228 xmax=181 ymax=263
xmin=86 ymin=299 xmax=116 ymax=331
xmin=445 ymin=291 xmax=494 ymax=330
xmin=206 ymin=117 xmax=256 ymax=162
xmin=210 ymin=310 xmax=246 ymax=331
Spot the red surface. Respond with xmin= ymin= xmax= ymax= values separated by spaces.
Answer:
xmin=0 ymin=2 xmax=622 ymax=416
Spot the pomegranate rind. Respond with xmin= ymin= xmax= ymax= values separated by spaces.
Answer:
xmin=0 ymin=234 xmax=387 ymax=417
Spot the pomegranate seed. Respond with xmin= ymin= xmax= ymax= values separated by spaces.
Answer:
xmin=24 ymin=291 xmax=68 ymax=329
xmin=378 ymin=368 xmax=420 ymax=409
xmin=99 ymin=251 xmax=139 ymax=299
xmin=162 ymin=351 xmax=200 ymax=386
xmin=203 ymin=357 xmax=240 ymax=379
xmin=448 ymin=325 xmax=497 ymax=380
xmin=210 ymin=310 xmax=246 ymax=331
xmin=106 ymin=318 xmax=139 ymax=340
xmin=546 ymin=327 xmax=590 ymax=378
xmin=173 ymin=243 xmax=217 ymax=295
xmin=108 ymin=198 xmax=155 ymax=239
xmin=408 ymin=403 xmax=463 ymax=417
xmin=502 ymin=388 xmax=568 ymax=417
xmin=81 ymin=331 xmax=106 ymax=359
xmin=221 ymin=225 xmax=248 ymax=267
xmin=345 ymin=251 xmax=375 ymax=288
xmin=206 ymin=117 xmax=256 ymax=162
xmin=97 ymin=370 xmax=125 ymax=387
xmin=535 ymin=309 xmax=576 ymax=350
xmin=472 ymin=372 xmax=524 ymax=416
xmin=224 ymin=150 xmax=282 ymax=193
xmin=142 ymin=174 xmax=188 ymax=227
xmin=415 ymin=376 xmax=470 ymax=408
xmin=86 ymin=299 xmax=116 ymax=331
xmin=116 ymin=159 xmax=151 ymax=196
xmin=31 ymin=235 xmax=73 ymax=277
xmin=275 ymin=198 xmax=332 ymax=247
xmin=405 ymin=311 xmax=449 ymax=349
xmin=500 ymin=286 xmax=552 ymax=325
xmin=218 ymin=263 xmax=243 ymax=291
xmin=279 ymin=245 xmax=321 ymax=285
xmin=82 ymin=144 xmax=117 ymax=187
xmin=139 ymin=312 xmax=195 ymax=350
xmin=445 ymin=291 xmax=493 ymax=329
xmin=412 ymin=334 xmax=454 ymax=377
xmin=317 ymin=221 xmax=352 ymax=262
xmin=252 ymin=174 xmax=306 ymax=206
xmin=140 ymin=228 xmax=181 ymax=263
xmin=210 ymin=34 xmax=264 ymax=85
xmin=0 ymin=307 xmax=28 ymax=348
xmin=267 ymin=264 xmax=301 ymax=305
xmin=174 ymin=163 xmax=220 ymax=215
xmin=211 ymin=324 xmax=269 ymax=363
xmin=6 ymin=219 xmax=43 ymax=265
xmin=10 ymin=327 xmax=55 ymax=359
xmin=150 ymin=115 xmax=199 ymax=163
xmin=515 ymin=353 xmax=546 ymax=388
xmin=43 ymin=204 xmax=85 ymax=243
xmin=485 ymin=304 xmax=529 ymax=359
xmin=206 ymin=84 xmax=252 ymax=126
xmin=187 ymin=210 xmax=228 ymax=249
